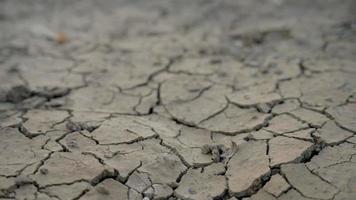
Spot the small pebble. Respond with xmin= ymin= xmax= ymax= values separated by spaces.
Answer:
xmin=40 ymin=168 xmax=49 ymax=175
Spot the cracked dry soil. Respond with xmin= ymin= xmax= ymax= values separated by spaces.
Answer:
xmin=1 ymin=0 xmax=356 ymax=200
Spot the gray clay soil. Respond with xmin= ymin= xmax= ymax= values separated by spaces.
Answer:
xmin=1 ymin=0 xmax=356 ymax=199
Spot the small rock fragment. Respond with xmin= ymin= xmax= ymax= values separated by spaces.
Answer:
xmin=56 ymin=32 xmax=69 ymax=44
xmin=66 ymin=120 xmax=83 ymax=132
xmin=39 ymin=168 xmax=48 ymax=175
xmin=243 ymin=133 xmax=255 ymax=141
xmin=201 ymin=142 xmax=237 ymax=163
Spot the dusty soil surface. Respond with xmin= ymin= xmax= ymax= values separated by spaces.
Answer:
xmin=1 ymin=0 xmax=356 ymax=199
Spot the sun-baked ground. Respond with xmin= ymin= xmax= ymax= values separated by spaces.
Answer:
xmin=1 ymin=0 xmax=356 ymax=199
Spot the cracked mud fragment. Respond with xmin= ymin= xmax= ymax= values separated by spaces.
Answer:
xmin=264 ymin=114 xmax=308 ymax=134
xmin=30 ymin=152 xmax=108 ymax=186
xmin=175 ymin=168 xmax=226 ymax=200
xmin=1 ymin=0 xmax=356 ymax=199
xmin=268 ymin=136 xmax=314 ymax=166
xmin=0 ymin=176 xmax=16 ymax=197
xmin=64 ymin=86 xmax=147 ymax=114
xmin=306 ymin=143 xmax=356 ymax=199
xmin=144 ymin=184 xmax=173 ymax=199
xmin=0 ymin=111 xmax=22 ymax=128
xmin=160 ymin=75 xmax=230 ymax=124
xmin=17 ymin=57 xmax=85 ymax=92
xmin=227 ymin=141 xmax=270 ymax=197
xmin=279 ymin=72 xmax=356 ymax=108
xmin=263 ymin=174 xmax=290 ymax=197
xmin=14 ymin=184 xmax=55 ymax=200
xmin=199 ymin=104 xmax=271 ymax=134
xmin=79 ymin=179 xmax=130 ymax=200
xmin=286 ymin=108 xmax=329 ymax=128
xmin=313 ymin=120 xmax=353 ymax=145
xmin=84 ymin=52 xmax=169 ymax=90
xmin=41 ymin=181 xmax=92 ymax=200
xmin=303 ymin=57 xmax=356 ymax=73
xmin=65 ymin=111 xmax=109 ymax=132
xmin=283 ymin=128 xmax=314 ymax=140
xmin=21 ymin=109 xmax=69 ymax=137
xmin=227 ymin=82 xmax=282 ymax=107
xmin=278 ymin=189 xmax=313 ymax=200
xmin=307 ymin=143 xmax=356 ymax=171
xmin=281 ymin=163 xmax=338 ymax=200
xmin=327 ymin=103 xmax=356 ymax=132
xmin=162 ymin=126 xmax=214 ymax=166
xmin=313 ymin=162 xmax=356 ymax=200
xmin=244 ymin=190 xmax=277 ymax=200
xmin=120 ymin=139 xmax=187 ymax=186
xmin=126 ymin=171 xmax=152 ymax=193
xmin=63 ymin=136 xmax=188 ymax=186
xmin=347 ymin=136 xmax=356 ymax=144
xmin=0 ymin=127 xmax=49 ymax=176
xmin=88 ymin=115 xmax=159 ymax=145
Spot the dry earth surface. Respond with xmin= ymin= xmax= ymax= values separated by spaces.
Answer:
xmin=1 ymin=0 xmax=356 ymax=199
